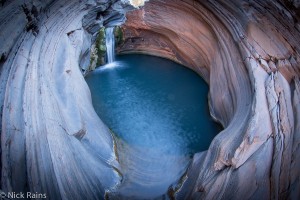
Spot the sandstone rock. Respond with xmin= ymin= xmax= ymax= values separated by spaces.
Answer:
xmin=0 ymin=0 xmax=299 ymax=199
xmin=118 ymin=0 xmax=300 ymax=199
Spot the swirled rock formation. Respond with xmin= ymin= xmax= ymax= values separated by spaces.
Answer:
xmin=118 ymin=0 xmax=300 ymax=199
xmin=0 ymin=0 xmax=299 ymax=199
xmin=0 ymin=0 xmax=130 ymax=199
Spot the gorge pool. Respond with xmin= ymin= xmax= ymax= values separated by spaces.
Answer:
xmin=85 ymin=54 xmax=221 ymax=199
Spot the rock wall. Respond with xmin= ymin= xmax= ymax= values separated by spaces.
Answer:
xmin=0 ymin=0 xmax=131 ymax=199
xmin=118 ymin=0 xmax=300 ymax=199
xmin=0 ymin=0 xmax=299 ymax=199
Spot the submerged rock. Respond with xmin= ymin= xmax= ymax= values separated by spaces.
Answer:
xmin=0 ymin=0 xmax=299 ymax=199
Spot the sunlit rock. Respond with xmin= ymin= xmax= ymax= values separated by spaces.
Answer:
xmin=122 ymin=0 xmax=149 ymax=8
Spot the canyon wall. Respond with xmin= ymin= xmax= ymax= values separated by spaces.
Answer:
xmin=118 ymin=0 xmax=300 ymax=199
xmin=0 ymin=0 xmax=130 ymax=199
xmin=0 ymin=0 xmax=299 ymax=199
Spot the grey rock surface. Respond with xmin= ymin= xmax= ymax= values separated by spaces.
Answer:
xmin=0 ymin=0 xmax=130 ymax=199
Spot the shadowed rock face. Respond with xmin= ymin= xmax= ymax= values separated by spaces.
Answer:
xmin=0 ymin=0 xmax=131 ymax=199
xmin=0 ymin=0 xmax=299 ymax=199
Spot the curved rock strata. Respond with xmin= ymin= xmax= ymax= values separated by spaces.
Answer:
xmin=118 ymin=0 xmax=300 ymax=199
xmin=0 ymin=0 xmax=299 ymax=199
xmin=0 ymin=0 xmax=131 ymax=199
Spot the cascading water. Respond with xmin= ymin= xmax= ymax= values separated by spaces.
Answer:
xmin=105 ymin=27 xmax=115 ymax=63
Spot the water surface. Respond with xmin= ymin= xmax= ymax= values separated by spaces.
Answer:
xmin=85 ymin=54 xmax=220 ymax=199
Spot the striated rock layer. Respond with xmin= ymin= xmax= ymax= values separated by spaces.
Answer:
xmin=0 ymin=0 xmax=131 ymax=199
xmin=118 ymin=0 xmax=300 ymax=199
xmin=0 ymin=0 xmax=299 ymax=199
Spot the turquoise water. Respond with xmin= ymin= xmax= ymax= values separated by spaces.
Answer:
xmin=85 ymin=54 xmax=221 ymax=199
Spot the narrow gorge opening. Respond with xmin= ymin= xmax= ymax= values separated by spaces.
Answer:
xmin=85 ymin=27 xmax=222 ymax=199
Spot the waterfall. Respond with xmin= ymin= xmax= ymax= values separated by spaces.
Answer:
xmin=105 ymin=27 xmax=115 ymax=63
